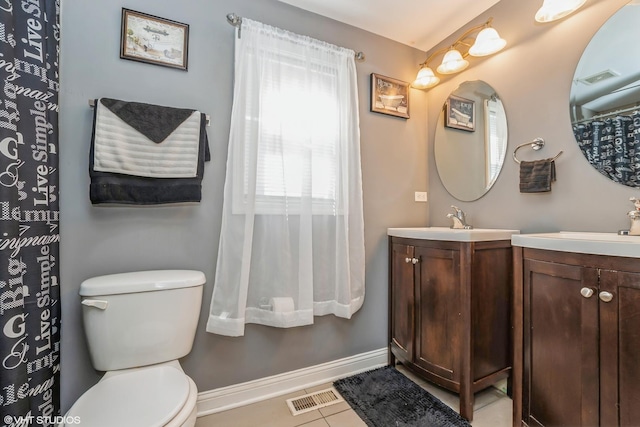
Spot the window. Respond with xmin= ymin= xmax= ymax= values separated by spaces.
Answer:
xmin=232 ymin=51 xmax=344 ymax=215
xmin=485 ymin=98 xmax=507 ymax=186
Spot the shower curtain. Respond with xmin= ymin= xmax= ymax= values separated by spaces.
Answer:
xmin=0 ymin=1 xmax=61 ymax=426
xmin=573 ymin=112 xmax=640 ymax=186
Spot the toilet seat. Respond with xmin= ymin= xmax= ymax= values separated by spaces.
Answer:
xmin=66 ymin=365 xmax=192 ymax=427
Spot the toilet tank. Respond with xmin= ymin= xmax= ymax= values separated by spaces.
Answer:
xmin=79 ymin=270 xmax=205 ymax=371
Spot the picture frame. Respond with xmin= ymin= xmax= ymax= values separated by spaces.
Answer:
xmin=445 ymin=95 xmax=475 ymax=131
xmin=370 ymin=73 xmax=410 ymax=119
xmin=120 ymin=8 xmax=189 ymax=71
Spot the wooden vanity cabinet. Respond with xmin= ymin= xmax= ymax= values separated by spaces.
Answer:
xmin=513 ymin=248 xmax=640 ymax=427
xmin=389 ymin=236 xmax=513 ymax=421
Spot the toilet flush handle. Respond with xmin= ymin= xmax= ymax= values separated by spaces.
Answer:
xmin=82 ymin=299 xmax=108 ymax=310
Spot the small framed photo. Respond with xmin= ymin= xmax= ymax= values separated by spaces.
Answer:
xmin=120 ymin=8 xmax=189 ymax=71
xmin=370 ymin=73 xmax=410 ymax=119
xmin=445 ymin=95 xmax=475 ymax=131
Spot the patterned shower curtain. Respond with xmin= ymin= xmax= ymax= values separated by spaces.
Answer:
xmin=0 ymin=1 xmax=61 ymax=426
xmin=573 ymin=111 xmax=640 ymax=187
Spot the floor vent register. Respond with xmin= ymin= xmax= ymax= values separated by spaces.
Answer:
xmin=286 ymin=388 xmax=344 ymax=416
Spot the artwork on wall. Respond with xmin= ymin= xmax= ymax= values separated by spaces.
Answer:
xmin=120 ymin=8 xmax=189 ymax=70
xmin=370 ymin=73 xmax=410 ymax=119
xmin=445 ymin=95 xmax=475 ymax=131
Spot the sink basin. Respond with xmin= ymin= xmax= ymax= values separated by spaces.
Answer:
xmin=512 ymin=231 xmax=640 ymax=258
xmin=387 ymin=227 xmax=519 ymax=242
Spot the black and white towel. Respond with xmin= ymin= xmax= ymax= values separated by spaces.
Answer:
xmin=89 ymin=98 xmax=210 ymax=205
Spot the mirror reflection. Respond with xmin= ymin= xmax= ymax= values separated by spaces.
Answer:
xmin=435 ymin=80 xmax=508 ymax=201
xmin=571 ymin=0 xmax=640 ymax=187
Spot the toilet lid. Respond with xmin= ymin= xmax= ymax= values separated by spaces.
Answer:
xmin=66 ymin=366 xmax=190 ymax=427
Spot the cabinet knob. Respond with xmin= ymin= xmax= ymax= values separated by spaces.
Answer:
xmin=412 ymin=257 xmax=419 ymax=264
xmin=580 ymin=287 xmax=594 ymax=298
xmin=405 ymin=257 xmax=412 ymax=264
xmin=599 ymin=291 xmax=614 ymax=303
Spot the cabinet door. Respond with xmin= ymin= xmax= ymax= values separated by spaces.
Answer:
xmin=390 ymin=243 xmax=415 ymax=362
xmin=600 ymin=270 xmax=640 ymax=427
xmin=523 ymin=259 xmax=599 ymax=427
xmin=414 ymin=246 xmax=459 ymax=381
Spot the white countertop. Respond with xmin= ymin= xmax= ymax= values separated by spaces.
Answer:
xmin=512 ymin=231 xmax=640 ymax=258
xmin=387 ymin=227 xmax=520 ymax=242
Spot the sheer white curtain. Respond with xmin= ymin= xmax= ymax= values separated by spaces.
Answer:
xmin=484 ymin=97 xmax=507 ymax=186
xmin=207 ymin=19 xmax=365 ymax=337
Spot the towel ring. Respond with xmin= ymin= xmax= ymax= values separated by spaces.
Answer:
xmin=512 ymin=137 xmax=563 ymax=164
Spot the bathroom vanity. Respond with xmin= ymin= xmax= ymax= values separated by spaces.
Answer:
xmin=387 ymin=227 xmax=519 ymax=421
xmin=512 ymin=232 xmax=640 ymax=427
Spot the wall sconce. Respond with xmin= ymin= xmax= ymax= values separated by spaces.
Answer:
xmin=535 ymin=0 xmax=587 ymax=23
xmin=412 ymin=18 xmax=506 ymax=90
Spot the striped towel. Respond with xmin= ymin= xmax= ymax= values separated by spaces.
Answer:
xmin=89 ymin=98 xmax=210 ymax=205
xmin=93 ymin=98 xmax=202 ymax=178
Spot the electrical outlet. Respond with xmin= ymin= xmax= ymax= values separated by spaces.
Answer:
xmin=414 ymin=192 xmax=428 ymax=202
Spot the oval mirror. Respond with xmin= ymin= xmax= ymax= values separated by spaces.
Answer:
xmin=435 ymin=80 xmax=508 ymax=201
xmin=570 ymin=0 xmax=640 ymax=187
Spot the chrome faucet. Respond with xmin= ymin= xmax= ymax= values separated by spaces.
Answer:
xmin=447 ymin=205 xmax=473 ymax=229
xmin=628 ymin=197 xmax=640 ymax=236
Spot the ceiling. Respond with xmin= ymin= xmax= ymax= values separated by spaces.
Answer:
xmin=571 ymin=2 xmax=640 ymax=114
xmin=276 ymin=0 xmax=502 ymax=52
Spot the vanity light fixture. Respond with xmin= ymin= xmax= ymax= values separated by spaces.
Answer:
xmin=468 ymin=27 xmax=507 ymax=56
xmin=535 ymin=0 xmax=587 ymax=23
xmin=413 ymin=66 xmax=440 ymax=89
xmin=412 ymin=18 xmax=506 ymax=90
xmin=437 ymin=48 xmax=469 ymax=74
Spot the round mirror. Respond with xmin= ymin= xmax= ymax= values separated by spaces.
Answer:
xmin=435 ymin=80 xmax=508 ymax=201
xmin=570 ymin=0 xmax=640 ymax=187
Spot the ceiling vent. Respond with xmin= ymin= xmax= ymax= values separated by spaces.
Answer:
xmin=579 ymin=69 xmax=619 ymax=85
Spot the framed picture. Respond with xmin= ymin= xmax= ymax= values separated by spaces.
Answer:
xmin=445 ymin=95 xmax=475 ymax=131
xmin=370 ymin=73 xmax=410 ymax=119
xmin=120 ymin=8 xmax=189 ymax=71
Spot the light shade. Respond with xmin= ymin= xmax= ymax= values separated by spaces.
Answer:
xmin=468 ymin=27 xmax=507 ymax=57
xmin=535 ymin=0 xmax=587 ymax=23
xmin=436 ymin=49 xmax=469 ymax=75
xmin=412 ymin=66 xmax=440 ymax=89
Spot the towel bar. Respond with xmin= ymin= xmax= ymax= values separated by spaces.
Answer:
xmin=513 ymin=137 xmax=562 ymax=164
xmin=88 ymin=99 xmax=210 ymax=127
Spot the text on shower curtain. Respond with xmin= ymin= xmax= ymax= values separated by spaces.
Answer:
xmin=0 ymin=0 xmax=61 ymax=425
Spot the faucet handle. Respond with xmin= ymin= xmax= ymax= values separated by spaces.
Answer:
xmin=447 ymin=206 xmax=472 ymax=229
xmin=451 ymin=205 xmax=465 ymax=218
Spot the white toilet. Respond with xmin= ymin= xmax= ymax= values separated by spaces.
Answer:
xmin=62 ymin=270 xmax=206 ymax=427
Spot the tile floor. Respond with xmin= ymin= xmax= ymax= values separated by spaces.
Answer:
xmin=195 ymin=365 xmax=512 ymax=427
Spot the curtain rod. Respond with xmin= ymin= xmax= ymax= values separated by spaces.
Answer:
xmin=225 ymin=13 xmax=365 ymax=62
xmin=572 ymin=104 xmax=640 ymax=125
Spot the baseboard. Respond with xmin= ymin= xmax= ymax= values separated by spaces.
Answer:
xmin=196 ymin=347 xmax=388 ymax=416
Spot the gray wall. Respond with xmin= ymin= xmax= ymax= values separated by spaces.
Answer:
xmin=428 ymin=0 xmax=632 ymax=232
xmin=60 ymin=0 xmax=629 ymax=413
xmin=59 ymin=0 xmax=428 ymax=411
